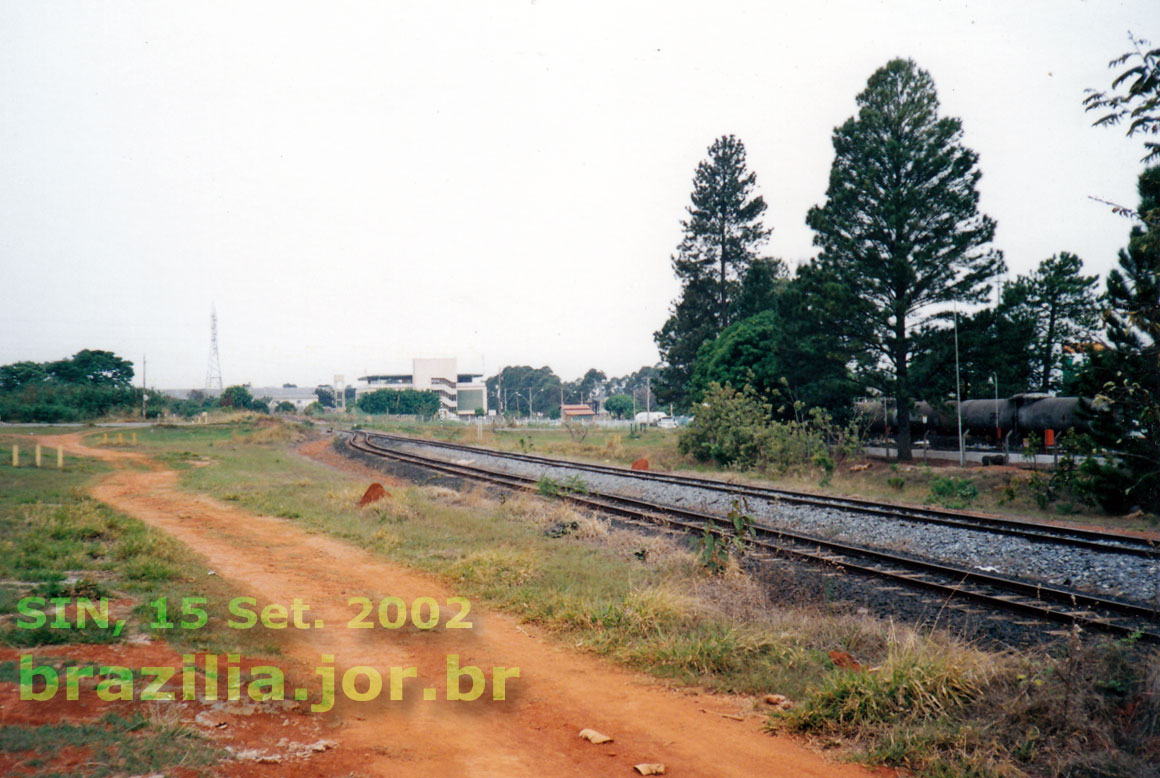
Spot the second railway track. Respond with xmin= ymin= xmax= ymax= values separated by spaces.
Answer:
xmin=365 ymin=431 xmax=1160 ymax=558
xmin=344 ymin=431 xmax=1160 ymax=644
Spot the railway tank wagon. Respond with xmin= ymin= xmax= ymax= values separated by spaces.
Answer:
xmin=860 ymin=394 xmax=1091 ymax=447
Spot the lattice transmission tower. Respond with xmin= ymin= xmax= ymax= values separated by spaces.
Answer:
xmin=205 ymin=306 xmax=223 ymax=394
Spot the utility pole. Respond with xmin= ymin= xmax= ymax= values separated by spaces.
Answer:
xmin=645 ymin=376 xmax=651 ymax=419
xmin=953 ymin=303 xmax=965 ymax=467
xmin=883 ymin=396 xmax=889 ymax=459
xmin=141 ymin=355 xmax=147 ymax=419
xmin=992 ymin=372 xmax=999 ymax=442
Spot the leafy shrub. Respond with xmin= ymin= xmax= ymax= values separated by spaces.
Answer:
xmin=678 ymin=383 xmax=864 ymax=481
xmin=694 ymin=525 xmax=729 ymax=574
xmin=535 ymin=475 xmax=588 ymax=499
xmin=927 ymin=476 xmax=978 ymax=508
xmin=535 ymin=476 xmax=560 ymax=498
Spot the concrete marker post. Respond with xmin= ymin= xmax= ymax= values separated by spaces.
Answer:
xmin=11 ymin=444 xmax=17 ymax=467
xmin=117 ymin=432 xmax=123 ymax=445
xmin=57 ymin=446 xmax=64 ymax=469
xmin=131 ymin=431 xmax=137 ymax=445
xmin=35 ymin=444 xmax=42 ymax=468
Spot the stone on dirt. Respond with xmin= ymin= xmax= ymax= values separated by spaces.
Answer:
xmin=634 ymin=763 xmax=666 ymax=775
xmin=763 ymin=694 xmax=793 ymax=710
xmin=578 ymin=728 xmax=614 ymax=744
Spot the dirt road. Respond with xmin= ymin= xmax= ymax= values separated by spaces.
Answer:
xmin=40 ymin=433 xmax=877 ymax=778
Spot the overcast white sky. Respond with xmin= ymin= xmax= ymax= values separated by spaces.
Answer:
xmin=0 ymin=1 xmax=1154 ymax=388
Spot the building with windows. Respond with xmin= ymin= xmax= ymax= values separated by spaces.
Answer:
xmin=356 ymin=358 xmax=487 ymax=419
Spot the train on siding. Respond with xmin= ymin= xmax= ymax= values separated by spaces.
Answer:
xmin=858 ymin=394 xmax=1091 ymax=447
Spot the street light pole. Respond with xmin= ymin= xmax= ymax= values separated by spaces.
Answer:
xmin=953 ymin=303 xmax=965 ymax=467
xmin=992 ymin=372 xmax=999 ymax=442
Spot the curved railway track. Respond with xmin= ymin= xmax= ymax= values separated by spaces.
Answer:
xmin=366 ymin=432 xmax=1160 ymax=558
xmin=344 ymin=431 xmax=1160 ymax=644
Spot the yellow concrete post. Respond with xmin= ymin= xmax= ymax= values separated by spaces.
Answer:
xmin=35 ymin=444 xmax=42 ymax=468
xmin=103 ymin=432 xmax=108 ymax=444
xmin=57 ymin=446 xmax=64 ymax=469
xmin=131 ymin=431 xmax=137 ymax=445
xmin=11 ymin=444 xmax=17 ymax=467
xmin=117 ymin=432 xmax=123 ymax=445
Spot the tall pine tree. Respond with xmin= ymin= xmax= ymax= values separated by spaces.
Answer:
xmin=806 ymin=59 xmax=1004 ymax=460
xmin=655 ymin=135 xmax=770 ymax=407
xmin=1000 ymin=252 xmax=1100 ymax=394
xmin=1075 ymin=166 xmax=1160 ymax=513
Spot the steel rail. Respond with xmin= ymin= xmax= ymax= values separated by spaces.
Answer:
xmin=345 ymin=432 xmax=1160 ymax=643
xmin=366 ymin=432 xmax=1159 ymax=559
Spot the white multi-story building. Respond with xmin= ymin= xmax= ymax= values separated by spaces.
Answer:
xmin=356 ymin=358 xmax=487 ymax=419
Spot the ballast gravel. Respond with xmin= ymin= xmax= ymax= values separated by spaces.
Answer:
xmin=387 ymin=438 xmax=1160 ymax=606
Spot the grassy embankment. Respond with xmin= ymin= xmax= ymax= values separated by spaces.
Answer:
xmin=0 ymin=433 xmax=273 ymax=777
xmin=124 ymin=419 xmax=1159 ymax=777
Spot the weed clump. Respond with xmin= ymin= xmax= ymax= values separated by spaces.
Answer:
xmin=775 ymin=630 xmax=1160 ymax=777
xmin=678 ymin=383 xmax=863 ymax=484
xmin=927 ymin=475 xmax=979 ymax=508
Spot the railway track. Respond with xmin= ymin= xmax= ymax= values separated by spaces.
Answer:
xmin=367 ymin=432 xmax=1159 ymax=558
xmin=345 ymin=431 xmax=1160 ymax=644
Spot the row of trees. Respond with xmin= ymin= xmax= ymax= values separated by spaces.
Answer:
xmin=483 ymin=365 xmax=658 ymax=418
xmin=355 ymin=388 xmax=441 ymax=416
xmin=0 ymin=352 xmax=288 ymax=421
xmin=0 ymin=350 xmax=140 ymax=422
xmin=654 ymin=43 xmax=1159 ymax=511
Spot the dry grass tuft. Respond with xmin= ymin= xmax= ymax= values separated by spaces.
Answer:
xmin=246 ymin=419 xmax=303 ymax=445
xmin=572 ymin=514 xmax=610 ymax=539
xmin=599 ymin=526 xmax=693 ymax=567
xmin=449 ymin=548 xmax=541 ymax=589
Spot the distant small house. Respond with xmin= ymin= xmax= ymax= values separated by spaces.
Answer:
xmin=560 ymin=403 xmax=596 ymax=419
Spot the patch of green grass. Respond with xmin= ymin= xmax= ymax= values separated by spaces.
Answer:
xmin=0 ymin=659 xmax=19 ymax=683
xmin=0 ymin=712 xmax=223 ymax=777
xmin=1 ymin=621 xmax=126 ymax=648
xmin=926 ymin=476 xmax=979 ymax=509
xmin=0 ymin=449 xmax=269 ymax=655
xmin=780 ymin=641 xmax=984 ymax=731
